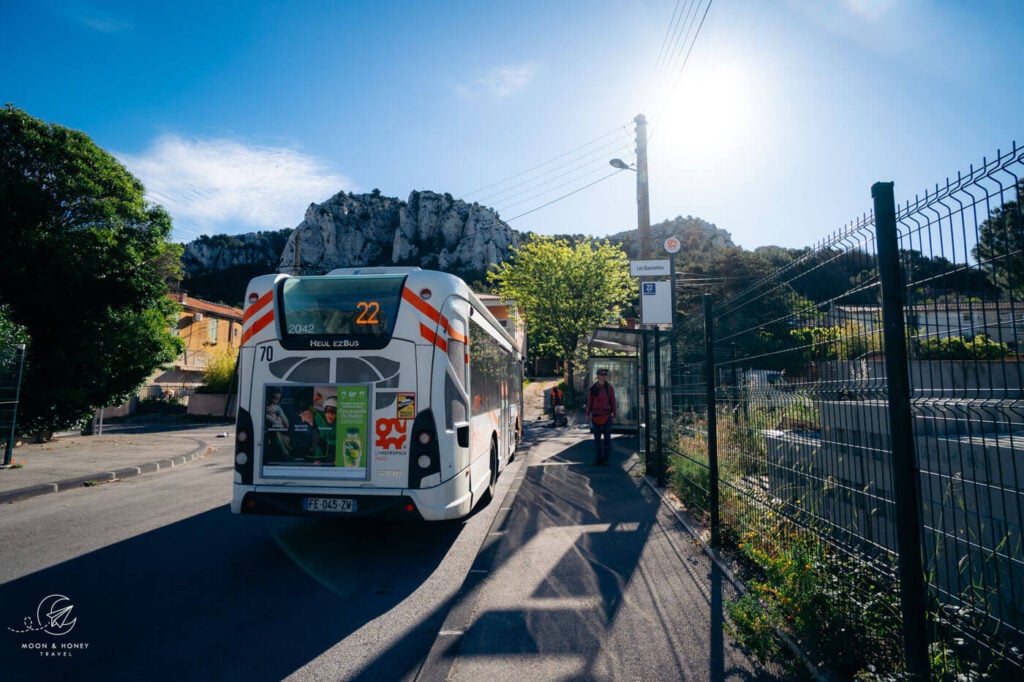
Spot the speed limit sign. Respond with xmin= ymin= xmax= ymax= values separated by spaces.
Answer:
xmin=664 ymin=236 xmax=681 ymax=254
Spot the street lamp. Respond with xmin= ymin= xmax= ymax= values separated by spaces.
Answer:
xmin=612 ymin=116 xmax=660 ymax=484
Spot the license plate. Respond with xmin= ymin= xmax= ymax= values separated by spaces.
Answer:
xmin=304 ymin=497 xmax=356 ymax=513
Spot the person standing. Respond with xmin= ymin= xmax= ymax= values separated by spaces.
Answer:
xmin=586 ymin=368 xmax=617 ymax=465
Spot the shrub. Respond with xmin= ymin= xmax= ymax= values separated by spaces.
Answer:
xmin=917 ymin=334 xmax=1011 ymax=360
xmin=198 ymin=349 xmax=237 ymax=393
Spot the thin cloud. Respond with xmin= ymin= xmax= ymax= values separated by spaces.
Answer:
xmin=118 ymin=135 xmax=353 ymax=241
xmin=79 ymin=14 xmax=134 ymax=33
xmin=61 ymin=2 xmax=135 ymax=33
xmin=456 ymin=64 xmax=537 ymax=99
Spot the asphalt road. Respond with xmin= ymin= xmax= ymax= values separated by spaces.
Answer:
xmin=2 ymin=417 xmax=778 ymax=681
xmin=0 ymin=436 xmax=521 ymax=681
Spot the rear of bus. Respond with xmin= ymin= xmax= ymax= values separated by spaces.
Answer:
xmin=231 ymin=268 xmax=494 ymax=521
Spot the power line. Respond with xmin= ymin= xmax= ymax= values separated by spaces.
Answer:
xmin=649 ymin=0 xmax=715 ymax=141
xmin=500 ymin=163 xmax=628 ymax=211
xmin=653 ymin=0 xmax=689 ymax=75
xmin=466 ymin=1 xmax=716 ymax=226
xmin=475 ymin=135 xmax=633 ymax=205
xmin=654 ymin=0 xmax=703 ymax=78
xmin=504 ymin=170 xmax=624 ymax=223
xmin=461 ymin=122 xmax=633 ymax=199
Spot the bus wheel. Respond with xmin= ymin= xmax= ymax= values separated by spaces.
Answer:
xmin=481 ymin=439 xmax=498 ymax=505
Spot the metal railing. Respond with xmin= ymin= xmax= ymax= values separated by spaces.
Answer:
xmin=640 ymin=143 xmax=1024 ymax=677
xmin=1 ymin=343 xmax=27 ymax=465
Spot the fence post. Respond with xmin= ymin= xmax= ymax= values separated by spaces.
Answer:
xmin=873 ymin=181 xmax=929 ymax=678
xmin=642 ymin=331 xmax=653 ymax=476
xmin=3 ymin=344 xmax=27 ymax=466
xmin=704 ymin=294 xmax=720 ymax=548
xmin=653 ymin=327 xmax=666 ymax=485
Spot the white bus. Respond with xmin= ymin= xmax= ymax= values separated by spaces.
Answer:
xmin=231 ymin=267 xmax=523 ymax=521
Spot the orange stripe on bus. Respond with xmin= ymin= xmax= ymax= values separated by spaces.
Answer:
xmin=243 ymin=290 xmax=273 ymax=324
xmin=241 ymin=310 xmax=274 ymax=345
xmin=403 ymin=287 xmax=439 ymax=323
xmin=402 ymin=287 xmax=467 ymax=344
xmin=419 ymin=322 xmax=448 ymax=353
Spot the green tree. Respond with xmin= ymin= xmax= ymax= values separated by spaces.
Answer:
xmin=489 ymin=236 xmax=635 ymax=401
xmin=0 ymin=304 xmax=30 ymax=364
xmin=973 ymin=180 xmax=1024 ymax=300
xmin=0 ymin=105 xmax=183 ymax=438
xmin=673 ymin=247 xmax=817 ymax=371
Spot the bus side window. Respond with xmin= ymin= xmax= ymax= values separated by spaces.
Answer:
xmin=447 ymin=319 xmax=468 ymax=389
xmin=446 ymin=317 xmax=469 ymax=431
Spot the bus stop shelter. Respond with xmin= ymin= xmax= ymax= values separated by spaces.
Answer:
xmin=587 ymin=327 xmax=670 ymax=483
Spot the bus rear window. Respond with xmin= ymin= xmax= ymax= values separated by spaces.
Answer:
xmin=279 ymin=275 xmax=405 ymax=350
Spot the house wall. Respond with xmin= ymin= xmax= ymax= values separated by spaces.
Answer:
xmin=176 ymin=314 xmax=242 ymax=368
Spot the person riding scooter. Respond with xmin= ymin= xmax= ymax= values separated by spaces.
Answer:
xmin=551 ymin=385 xmax=567 ymax=427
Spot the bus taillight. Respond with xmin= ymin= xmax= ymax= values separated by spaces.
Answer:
xmin=234 ymin=407 xmax=255 ymax=485
xmin=409 ymin=410 xmax=440 ymax=488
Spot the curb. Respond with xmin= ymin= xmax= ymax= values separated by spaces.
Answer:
xmin=0 ymin=442 xmax=213 ymax=505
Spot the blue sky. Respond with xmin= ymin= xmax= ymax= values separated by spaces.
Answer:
xmin=3 ymin=0 xmax=1022 ymax=251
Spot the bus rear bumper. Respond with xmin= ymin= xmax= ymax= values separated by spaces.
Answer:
xmin=231 ymin=477 xmax=474 ymax=521
xmin=234 ymin=488 xmax=424 ymax=519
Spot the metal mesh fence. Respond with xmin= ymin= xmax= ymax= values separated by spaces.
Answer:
xmin=650 ymin=143 xmax=1024 ymax=676
xmin=1 ymin=344 xmax=27 ymax=463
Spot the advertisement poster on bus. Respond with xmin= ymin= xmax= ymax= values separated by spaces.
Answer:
xmin=335 ymin=386 xmax=368 ymax=469
xmin=262 ymin=384 xmax=368 ymax=476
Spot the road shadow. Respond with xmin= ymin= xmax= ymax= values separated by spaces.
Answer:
xmin=1 ymin=506 xmax=460 ymax=681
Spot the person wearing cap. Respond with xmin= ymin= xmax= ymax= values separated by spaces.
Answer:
xmin=586 ymin=368 xmax=617 ymax=465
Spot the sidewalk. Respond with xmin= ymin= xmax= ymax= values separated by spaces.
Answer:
xmin=416 ymin=423 xmax=782 ymax=681
xmin=0 ymin=420 xmax=232 ymax=504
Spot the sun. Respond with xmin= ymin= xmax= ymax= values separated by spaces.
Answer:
xmin=648 ymin=60 xmax=754 ymax=157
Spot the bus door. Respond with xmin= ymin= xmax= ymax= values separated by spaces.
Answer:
xmin=437 ymin=296 xmax=471 ymax=478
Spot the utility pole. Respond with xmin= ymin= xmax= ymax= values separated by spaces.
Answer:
xmin=635 ymin=114 xmax=651 ymax=260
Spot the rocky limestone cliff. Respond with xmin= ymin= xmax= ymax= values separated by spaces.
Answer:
xmin=179 ymin=230 xmax=292 ymax=306
xmin=182 ymin=229 xmax=292 ymax=276
xmin=278 ymin=190 xmax=519 ymax=283
xmin=179 ymin=190 xmax=729 ymax=308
